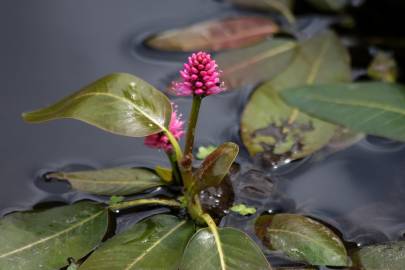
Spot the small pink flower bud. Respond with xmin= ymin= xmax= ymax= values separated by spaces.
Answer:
xmin=144 ymin=104 xmax=184 ymax=152
xmin=172 ymin=51 xmax=225 ymax=97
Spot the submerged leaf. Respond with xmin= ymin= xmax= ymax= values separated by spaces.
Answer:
xmin=0 ymin=202 xmax=108 ymax=270
xmin=217 ymin=38 xmax=297 ymax=89
xmin=241 ymin=31 xmax=351 ymax=164
xmin=193 ymin=142 xmax=239 ymax=194
xmin=255 ymin=214 xmax=349 ymax=266
xmin=196 ymin=145 xmax=217 ymax=160
xmin=80 ymin=215 xmax=195 ymax=270
xmin=281 ymin=82 xmax=405 ymax=142
xmin=49 ymin=167 xmax=165 ymax=196
xmin=147 ymin=16 xmax=279 ymax=52
xmin=180 ymin=227 xmax=272 ymax=270
xmin=22 ymin=73 xmax=172 ymax=137
xmin=351 ymin=241 xmax=405 ymax=270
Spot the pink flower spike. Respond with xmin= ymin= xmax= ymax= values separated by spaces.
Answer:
xmin=144 ymin=104 xmax=184 ymax=152
xmin=172 ymin=51 xmax=225 ymax=97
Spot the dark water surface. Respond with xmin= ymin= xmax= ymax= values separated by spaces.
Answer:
xmin=1 ymin=0 xmax=405 ymax=268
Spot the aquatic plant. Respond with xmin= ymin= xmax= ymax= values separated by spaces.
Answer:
xmin=8 ymin=52 xmax=273 ymax=270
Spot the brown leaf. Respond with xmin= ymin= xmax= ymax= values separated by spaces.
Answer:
xmin=146 ymin=16 xmax=279 ymax=52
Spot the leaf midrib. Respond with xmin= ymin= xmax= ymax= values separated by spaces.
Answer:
xmin=0 ymin=209 xmax=105 ymax=259
xmin=124 ymin=220 xmax=187 ymax=270
xmin=222 ymin=41 xmax=296 ymax=76
xmin=301 ymin=95 xmax=405 ymax=115
xmin=75 ymin=92 xmax=166 ymax=129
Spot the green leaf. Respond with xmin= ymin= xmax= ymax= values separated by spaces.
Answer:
xmin=79 ymin=215 xmax=195 ymax=270
xmin=368 ymin=51 xmax=398 ymax=83
xmin=155 ymin=166 xmax=173 ymax=183
xmin=230 ymin=204 xmax=257 ymax=215
xmin=180 ymin=227 xmax=272 ymax=270
xmin=108 ymin=195 xmax=125 ymax=205
xmin=217 ymin=38 xmax=297 ymax=89
xmin=193 ymin=142 xmax=239 ymax=193
xmin=147 ymin=16 xmax=279 ymax=52
xmin=49 ymin=167 xmax=165 ymax=196
xmin=22 ymin=73 xmax=172 ymax=137
xmin=241 ymin=31 xmax=351 ymax=162
xmin=280 ymin=82 xmax=405 ymax=142
xmin=0 ymin=202 xmax=108 ymax=270
xmin=351 ymin=241 xmax=405 ymax=270
xmin=306 ymin=0 xmax=349 ymax=11
xmin=255 ymin=214 xmax=349 ymax=266
xmin=196 ymin=145 xmax=217 ymax=160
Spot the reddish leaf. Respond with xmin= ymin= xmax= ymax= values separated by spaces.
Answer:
xmin=146 ymin=16 xmax=279 ymax=52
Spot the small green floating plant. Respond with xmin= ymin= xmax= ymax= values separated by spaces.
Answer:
xmin=11 ymin=52 xmax=271 ymax=270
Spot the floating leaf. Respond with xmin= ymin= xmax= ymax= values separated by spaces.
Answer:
xmin=281 ymin=82 xmax=405 ymax=142
xmin=80 ymin=215 xmax=195 ymax=270
xmin=22 ymin=73 xmax=172 ymax=137
xmin=306 ymin=0 xmax=349 ymax=11
xmin=230 ymin=204 xmax=257 ymax=215
xmin=241 ymin=31 xmax=351 ymax=163
xmin=0 ymin=202 xmax=108 ymax=270
xmin=196 ymin=145 xmax=217 ymax=160
xmin=351 ymin=241 xmax=405 ymax=270
xmin=217 ymin=38 xmax=297 ymax=89
xmin=255 ymin=214 xmax=349 ymax=266
xmin=193 ymin=142 xmax=239 ymax=193
xmin=49 ymin=167 xmax=165 ymax=196
xmin=108 ymin=195 xmax=125 ymax=205
xmin=368 ymin=51 xmax=398 ymax=83
xmin=227 ymin=0 xmax=295 ymax=23
xmin=147 ymin=16 xmax=279 ymax=52
xmin=180 ymin=227 xmax=272 ymax=270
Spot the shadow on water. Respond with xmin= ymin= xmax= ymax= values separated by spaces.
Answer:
xmin=1 ymin=0 xmax=405 ymax=268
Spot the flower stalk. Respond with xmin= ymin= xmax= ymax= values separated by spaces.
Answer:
xmin=184 ymin=95 xmax=202 ymax=157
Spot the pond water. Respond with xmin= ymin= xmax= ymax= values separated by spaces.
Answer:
xmin=1 ymin=0 xmax=405 ymax=268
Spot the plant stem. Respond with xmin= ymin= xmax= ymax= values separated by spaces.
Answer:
xmin=164 ymin=128 xmax=183 ymax=162
xmin=109 ymin=198 xmax=181 ymax=212
xmin=166 ymin=151 xmax=182 ymax=185
xmin=200 ymin=213 xmax=226 ymax=269
xmin=184 ymin=96 xmax=202 ymax=157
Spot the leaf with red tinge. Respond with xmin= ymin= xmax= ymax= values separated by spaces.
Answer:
xmin=217 ymin=38 xmax=297 ymax=89
xmin=146 ymin=16 xmax=279 ymax=52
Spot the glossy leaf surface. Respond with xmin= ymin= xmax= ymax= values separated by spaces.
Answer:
xmin=217 ymin=38 xmax=297 ymax=89
xmin=79 ymin=215 xmax=195 ymax=270
xmin=351 ymin=241 xmax=405 ymax=270
xmin=256 ymin=214 xmax=349 ymax=266
xmin=194 ymin=142 xmax=239 ymax=193
xmin=147 ymin=16 xmax=279 ymax=52
xmin=281 ymin=82 xmax=405 ymax=142
xmin=180 ymin=227 xmax=272 ymax=270
xmin=22 ymin=73 xmax=172 ymax=137
xmin=0 ymin=202 xmax=108 ymax=270
xmin=49 ymin=167 xmax=165 ymax=195
xmin=241 ymin=31 xmax=351 ymax=162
